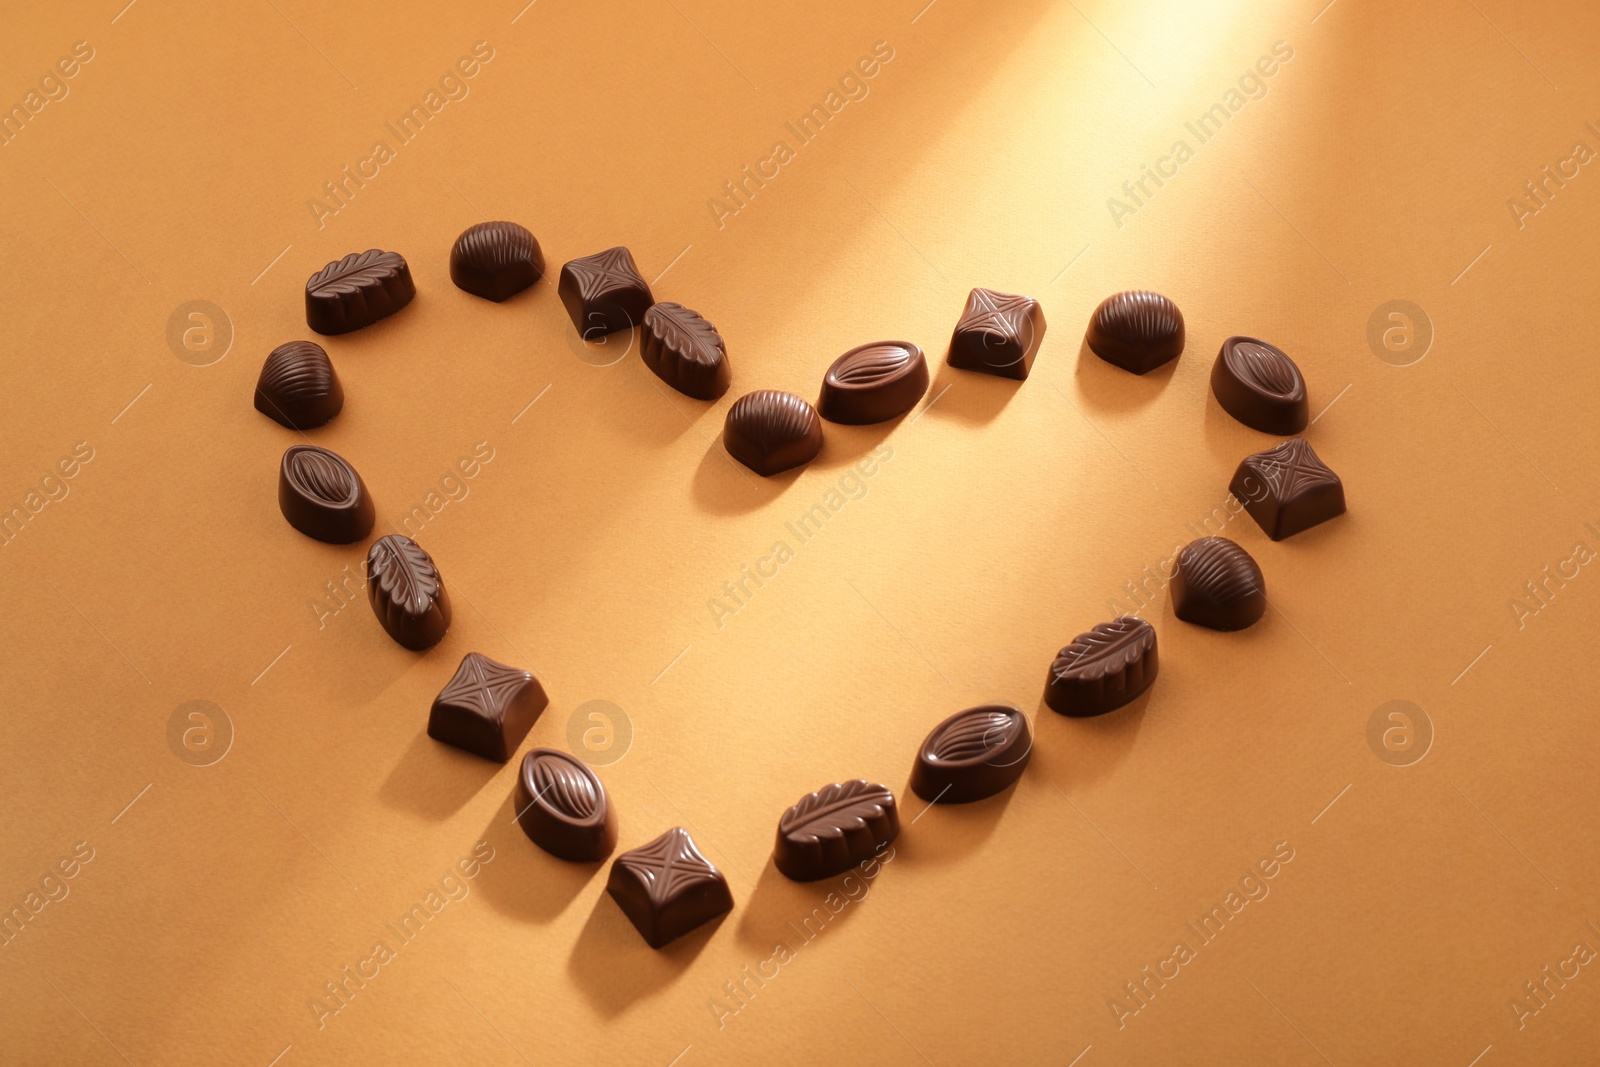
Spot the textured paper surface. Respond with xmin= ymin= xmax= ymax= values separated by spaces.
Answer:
xmin=3 ymin=1 xmax=1599 ymax=1064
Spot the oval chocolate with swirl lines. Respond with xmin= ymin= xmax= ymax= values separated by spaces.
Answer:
xmin=911 ymin=703 xmax=1033 ymax=804
xmin=449 ymin=221 xmax=545 ymax=302
xmin=1086 ymin=290 xmax=1185 ymax=374
xmin=641 ymin=301 xmax=730 ymax=400
xmin=1211 ymin=336 xmax=1308 ymax=434
xmin=255 ymin=341 xmax=343 ymax=430
xmin=723 ymin=389 xmax=823 ymax=476
xmin=277 ymin=445 xmax=373 ymax=544
xmin=774 ymin=779 xmax=899 ymax=882
xmin=1170 ymin=536 xmax=1266 ymax=631
xmin=1045 ymin=616 xmax=1158 ymax=717
xmin=366 ymin=534 xmax=452 ymax=650
xmin=515 ymin=748 xmax=617 ymax=862
xmin=817 ymin=341 xmax=929 ymax=424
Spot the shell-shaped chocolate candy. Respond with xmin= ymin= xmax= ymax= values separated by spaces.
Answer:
xmin=277 ymin=445 xmax=373 ymax=544
xmin=1170 ymin=537 xmax=1266 ymax=631
xmin=640 ymin=302 xmax=730 ymax=400
xmin=516 ymin=748 xmax=617 ymax=862
xmin=449 ymin=221 xmax=545 ymax=302
xmin=1045 ymin=617 xmax=1158 ymax=717
xmin=1211 ymin=337 xmax=1308 ymax=434
xmin=723 ymin=389 xmax=823 ymax=476
xmin=255 ymin=341 xmax=343 ymax=430
xmin=304 ymin=249 xmax=415 ymax=335
xmin=1086 ymin=290 xmax=1185 ymax=374
xmin=558 ymin=246 xmax=653 ymax=337
xmin=774 ymin=780 xmax=900 ymax=882
xmin=366 ymin=534 xmax=452 ymax=650
xmin=911 ymin=703 xmax=1033 ymax=804
xmin=817 ymin=341 xmax=929 ymax=424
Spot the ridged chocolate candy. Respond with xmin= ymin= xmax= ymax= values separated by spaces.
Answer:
xmin=910 ymin=704 xmax=1033 ymax=804
xmin=1045 ymin=616 xmax=1158 ymax=716
xmin=1211 ymin=337 xmax=1308 ymax=434
xmin=774 ymin=780 xmax=899 ymax=882
xmin=515 ymin=748 xmax=617 ymax=862
xmin=304 ymin=250 xmax=415 ymax=334
xmin=640 ymin=302 xmax=730 ymax=400
xmin=817 ymin=341 xmax=928 ymax=424
xmin=1231 ymin=437 xmax=1346 ymax=541
xmin=277 ymin=445 xmax=373 ymax=543
xmin=366 ymin=534 xmax=452 ymax=650
xmin=723 ymin=390 xmax=823 ymax=476
xmin=1170 ymin=537 xmax=1266 ymax=631
xmin=449 ymin=221 xmax=544 ymax=302
xmin=1085 ymin=290 xmax=1185 ymax=374
xmin=255 ymin=341 xmax=343 ymax=430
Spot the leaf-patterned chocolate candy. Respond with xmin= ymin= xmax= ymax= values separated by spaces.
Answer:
xmin=911 ymin=704 xmax=1033 ymax=804
xmin=723 ymin=389 xmax=823 ymax=476
xmin=449 ymin=221 xmax=545 ymax=302
xmin=817 ymin=341 xmax=929 ymax=424
xmin=304 ymin=249 xmax=415 ymax=335
xmin=255 ymin=341 xmax=343 ymax=429
xmin=1211 ymin=336 xmax=1308 ymax=434
xmin=607 ymin=827 xmax=732 ymax=948
xmin=428 ymin=652 xmax=548 ymax=762
xmin=1045 ymin=617 xmax=1159 ymax=717
xmin=277 ymin=445 xmax=373 ymax=544
xmin=515 ymin=748 xmax=617 ymax=862
xmin=774 ymin=779 xmax=899 ymax=881
xmin=640 ymin=301 xmax=730 ymax=400
xmin=366 ymin=534 xmax=452 ymax=650
xmin=1170 ymin=537 xmax=1266 ymax=631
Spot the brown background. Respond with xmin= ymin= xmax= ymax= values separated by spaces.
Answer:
xmin=4 ymin=0 xmax=1600 ymax=1064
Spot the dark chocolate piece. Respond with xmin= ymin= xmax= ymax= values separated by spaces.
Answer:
xmin=277 ymin=445 xmax=373 ymax=544
xmin=607 ymin=827 xmax=732 ymax=948
xmin=449 ymin=221 xmax=544 ymax=302
xmin=910 ymin=703 xmax=1032 ymax=804
xmin=558 ymin=246 xmax=653 ymax=337
xmin=304 ymin=250 xmax=415 ymax=335
xmin=818 ymin=341 xmax=929 ymax=424
xmin=515 ymin=748 xmax=617 ymax=862
xmin=1045 ymin=617 xmax=1158 ymax=717
xmin=947 ymin=288 xmax=1046 ymax=380
xmin=1231 ymin=437 xmax=1345 ymax=541
xmin=1085 ymin=290 xmax=1185 ymax=374
xmin=1170 ymin=537 xmax=1266 ymax=631
xmin=723 ymin=390 xmax=823 ymax=476
xmin=255 ymin=341 xmax=343 ymax=430
xmin=366 ymin=534 xmax=452 ymax=650
xmin=640 ymin=302 xmax=730 ymax=400
xmin=774 ymin=780 xmax=899 ymax=882
xmin=1211 ymin=337 xmax=1308 ymax=434
xmin=428 ymin=652 xmax=548 ymax=762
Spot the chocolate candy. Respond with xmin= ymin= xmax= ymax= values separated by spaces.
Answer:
xmin=277 ymin=445 xmax=373 ymax=544
xmin=1045 ymin=617 xmax=1158 ymax=717
xmin=255 ymin=341 xmax=343 ymax=430
xmin=1211 ymin=337 xmax=1308 ymax=434
xmin=1086 ymin=290 xmax=1184 ymax=374
xmin=304 ymin=250 xmax=415 ymax=335
xmin=607 ymin=827 xmax=733 ymax=948
xmin=558 ymin=246 xmax=653 ymax=337
xmin=449 ymin=221 xmax=544 ymax=302
xmin=910 ymin=703 xmax=1033 ymax=804
xmin=773 ymin=780 xmax=899 ymax=882
xmin=366 ymin=534 xmax=452 ymax=650
xmin=1231 ymin=438 xmax=1345 ymax=541
xmin=428 ymin=652 xmax=548 ymax=762
xmin=723 ymin=390 xmax=823 ymax=476
xmin=817 ymin=341 xmax=929 ymax=424
xmin=640 ymin=302 xmax=730 ymax=400
xmin=947 ymin=288 xmax=1046 ymax=380
xmin=1170 ymin=537 xmax=1266 ymax=631
xmin=515 ymin=748 xmax=617 ymax=862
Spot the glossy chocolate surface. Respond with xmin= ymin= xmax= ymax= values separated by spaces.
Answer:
xmin=607 ymin=827 xmax=733 ymax=948
xmin=1045 ymin=616 xmax=1159 ymax=717
xmin=910 ymin=703 xmax=1033 ymax=804
xmin=449 ymin=221 xmax=544 ymax=302
xmin=640 ymin=301 xmax=730 ymax=400
xmin=774 ymin=780 xmax=899 ymax=882
xmin=723 ymin=389 xmax=823 ymax=476
xmin=1170 ymin=537 xmax=1266 ymax=631
xmin=947 ymin=288 xmax=1046 ymax=380
xmin=515 ymin=748 xmax=617 ymax=862
xmin=558 ymin=246 xmax=653 ymax=337
xmin=366 ymin=534 xmax=452 ymax=650
xmin=1086 ymin=290 xmax=1185 ymax=374
xmin=277 ymin=445 xmax=373 ymax=544
xmin=428 ymin=652 xmax=548 ymax=762
xmin=1211 ymin=337 xmax=1308 ymax=434
xmin=1231 ymin=437 xmax=1346 ymax=541
xmin=305 ymin=249 xmax=415 ymax=335
xmin=255 ymin=341 xmax=343 ymax=430
xmin=817 ymin=341 xmax=928 ymax=424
